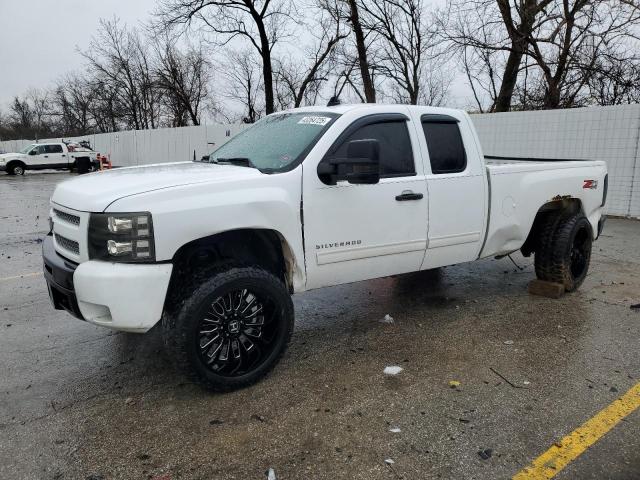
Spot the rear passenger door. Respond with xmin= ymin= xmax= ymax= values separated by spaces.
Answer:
xmin=303 ymin=111 xmax=429 ymax=289
xmin=411 ymin=111 xmax=488 ymax=269
xmin=42 ymin=144 xmax=66 ymax=168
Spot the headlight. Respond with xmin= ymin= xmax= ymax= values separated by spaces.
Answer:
xmin=88 ymin=212 xmax=155 ymax=262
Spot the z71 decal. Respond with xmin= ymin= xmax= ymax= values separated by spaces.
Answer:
xmin=583 ymin=180 xmax=598 ymax=189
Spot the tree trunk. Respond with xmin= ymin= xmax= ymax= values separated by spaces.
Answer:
xmin=347 ymin=0 xmax=376 ymax=103
xmin=255 ymin=19 xmax=275 ymax=114
xmin=494 ymin=46 xmax=523 ymax=112
xmin=543 ymin=81 xmax=562 ymax=109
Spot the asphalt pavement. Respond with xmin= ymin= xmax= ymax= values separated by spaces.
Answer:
xmin=1 ymin=171 xmax=638 ymax=480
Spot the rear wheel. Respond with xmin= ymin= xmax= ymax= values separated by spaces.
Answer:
xmin=535 ymin=213 xmax=592 ymax=291
xmin=162 ymin=266 xmax=294 ymax=392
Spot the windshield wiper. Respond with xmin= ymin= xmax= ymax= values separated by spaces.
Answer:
xmin=215 ymin=157 xmax=257 ymax=169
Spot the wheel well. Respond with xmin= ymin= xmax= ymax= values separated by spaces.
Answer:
xmin=520 ymin=198 xmax=583 ymax=257
xmin=7 ymin=160 xmax=25 ymax=170
xmin=167 ymin=229 xmax=295 ymax=298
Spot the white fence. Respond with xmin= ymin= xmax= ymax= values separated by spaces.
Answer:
xmin=2 ymin=104 xmax=639 ymax=218
xmin=0 ymin=124 xmax=248 ymax=167
xmin=472 ymin=104 xmax=640 ymax=218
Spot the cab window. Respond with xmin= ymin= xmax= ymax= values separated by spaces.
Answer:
xmin=421 ymin=116 xmax=467 ymax=174
xmin=44 ymin=144 xmax=63 ymax=154
xmin=330 ymin=120 xmax=415 ymax=178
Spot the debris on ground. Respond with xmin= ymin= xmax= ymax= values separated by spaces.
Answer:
xmin=631 ymin=303 xmax=640 ymax=310
xmin=384 ymin=366 xmax=403 ymax=375
xmin=384 ymin=458 xmax=395 ymax=465
xmin=380 ymin=314 xmax=394 ymax=324
xmin=448 ymin=380 xmax=461 ymax=388
xmin=209 ymin=419 xmax=224 ymax=425
xmin=266 ymin=468 xmax=277 ymax=480
xmin=503 ymin=340 xmax=514 ymax=345
xmin=124 ymin=397 xmax=135 ymax=406
xmin=389 ymin=427 xmax=401 ymax=433
xmin=251 ymin=414 xmax=266 ymax=422
xmin=489 ymin=367 xmax=525 ymax=389
xmin=478 ymin=448 xmax=493 ymax=460
xmin=523 ymin=381 xmax=531 ymax=386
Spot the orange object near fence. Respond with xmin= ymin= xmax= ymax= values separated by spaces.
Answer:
xmin=98 ymin=154 xmax=112 ymax=170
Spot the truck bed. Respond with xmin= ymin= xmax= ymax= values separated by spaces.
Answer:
xmin=485 ymin=155 xmax=599 ymax=171
xmin=480 ymin=155 xmax=607 ymax=258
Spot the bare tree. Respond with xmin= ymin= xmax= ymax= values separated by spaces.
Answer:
xmin=441 ymin=0 xmax=553 ymax=112
xmin=82 ymin=18 xmax=161 ymax=130
xmin=586 ymin=54 xmax=640 ymax=105
xmin=274 ymin=1 xmax=348 ymax=108
xmin=359 ymin=0 xmax=447 ymax=105
xmin=53 ymin=74 xmax=94 ymax=135
xmin=222 ymin=50 xmax=265 ymax=122
xmin=523 ymin=0 xmax=640 ymax=109
xmin=155 ymin=0 xmax=296 ymax=115
xmin=344 ymin=0 xmax=377 ymax=102
xmin=7 ymin=89 xmax=54 ymax=139
xmin=154 ymin=40 xmax=211 ymax=126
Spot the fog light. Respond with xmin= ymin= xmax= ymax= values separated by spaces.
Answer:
xmin=107 ymin=240 xmax=133 ymax=256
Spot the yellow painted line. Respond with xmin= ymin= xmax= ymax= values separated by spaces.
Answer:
xmin=0 ymin=272 xmax=42 ymax=282
xmin=513 ymin=382 xmax=640 ymax=479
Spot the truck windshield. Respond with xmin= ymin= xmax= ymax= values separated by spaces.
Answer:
xmin=208 ymin=112 xmax=339 ymax=173
xmin=19 ymin=144 xmax=36 ymax=154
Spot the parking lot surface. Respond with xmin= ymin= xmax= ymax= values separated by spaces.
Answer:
xmin=1 ymin=172 xmax=639 ymax=480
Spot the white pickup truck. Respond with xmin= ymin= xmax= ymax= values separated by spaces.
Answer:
xmin=0 ymin=141 xmax=99 ymax=175
xmin=43 ymin=104 xmax=607 ymax=391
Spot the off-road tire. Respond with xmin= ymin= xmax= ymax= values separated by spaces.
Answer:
xmin=162 ymin=266 xmax=294 ymax=392
xmin=534 ymin=213 xmax=592 ymax=292
xmin=7 ymin=163 xmax=25 ymax=175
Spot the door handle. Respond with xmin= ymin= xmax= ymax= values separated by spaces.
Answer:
xmin=61 ymin=154 xmax=66 ymax=157
xmin=43 ymin=155 xmax=48 ymax=158
xmin=395 ymin=192 xmax=423 ymax=201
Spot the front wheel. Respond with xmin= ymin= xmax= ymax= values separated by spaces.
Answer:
xmin=8 ymin=163 xmax=25 ymax=175
xmin=535 ymin=213 xmax=593 ymax=292
xmin=162 ymin=266 xmax=294 ymax=392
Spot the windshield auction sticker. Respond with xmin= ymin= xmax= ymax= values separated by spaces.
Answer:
xmin=298 ymin=116 xmax=332 ymax=126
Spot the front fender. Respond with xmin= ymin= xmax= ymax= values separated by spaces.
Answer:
xmin=106 ymin=167 xmax=307 ymax=291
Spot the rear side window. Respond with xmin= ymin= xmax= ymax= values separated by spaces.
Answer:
xmin=331 ymin=121 xmax=415 ymax=177
xmin=422 ymin=119 xmax=466 ymax=174
xmin=44 ymin=144 xmax=63 ymax=153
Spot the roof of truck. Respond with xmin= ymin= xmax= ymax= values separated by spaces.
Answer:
xmin=282 ymin=103 xmax=464 ymax=116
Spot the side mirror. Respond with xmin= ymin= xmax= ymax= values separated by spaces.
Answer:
xmin=29 ymin=150 xmax=37 ymax=156
xmin=200 ymin=155 xmax=210 ymax=162
xmin=317 ymin=139 xmax=380 ymax=185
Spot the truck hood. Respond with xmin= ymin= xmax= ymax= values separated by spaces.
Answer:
xmin=0 ymin=152 xmax=27 ymax=162
xmin=51 ymin=162 xmax=263 ymax=212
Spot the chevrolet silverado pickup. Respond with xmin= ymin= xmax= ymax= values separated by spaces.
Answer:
xmin=1 ymin=141 xmax=99 ymax=175
xmin=43 ymin=104 xmax=608 ymax=391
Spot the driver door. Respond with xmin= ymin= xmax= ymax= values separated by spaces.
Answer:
xmin=302 ymin=113 xmax=429 ymax=290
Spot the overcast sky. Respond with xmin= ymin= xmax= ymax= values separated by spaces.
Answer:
xmin=0 ymin=0 xmax=157 ymax=107
xmin=0 ymin=0 xmax=470 ymax=111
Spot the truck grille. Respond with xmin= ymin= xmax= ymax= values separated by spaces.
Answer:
xmin=53 ymin=209 xmax=81 ymax=226
xmin=55 ymin=233 xmax=80 ymax=255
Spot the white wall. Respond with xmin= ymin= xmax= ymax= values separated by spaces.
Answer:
xmin=472 ymin=104 xmax=640 ymax=218
xmin=2 ymin=105 xmax=639 ymax=218
xmin=0 ymin=124 xmax=247 ymax=166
